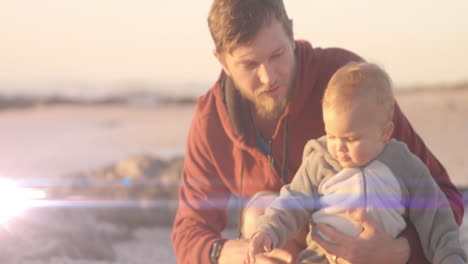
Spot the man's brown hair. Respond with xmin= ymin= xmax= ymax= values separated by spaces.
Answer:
xmin=208 ymin=0 xmax=293 ymax=54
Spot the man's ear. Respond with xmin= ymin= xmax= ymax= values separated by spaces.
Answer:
xmin=213 ymin=50 xmax=231 ymax=76
xmin=382 ymin=121 xmax=394 ymax=142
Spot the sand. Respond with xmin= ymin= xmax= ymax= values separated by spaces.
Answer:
xmin=0 ymin=88 xmax=466 ymax=263
xmin=0 ymin=104 xmax=195 ymax=180
xmin=395 ymin=88 xmax=468 ymax=188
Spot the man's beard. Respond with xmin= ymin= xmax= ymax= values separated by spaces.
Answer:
xmin=234 ymin=64 xmax=295 ymax=120
xmin=255 ymin=64 xmax=295 ymax=120
xmin=252 ymin=88 xmax=288 ymax=120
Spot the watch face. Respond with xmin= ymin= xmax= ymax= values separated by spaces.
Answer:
xmin=210 ymin=240 xmax=226 ymax=264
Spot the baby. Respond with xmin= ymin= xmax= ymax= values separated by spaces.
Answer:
xmin=245 ymin=62 xmax=466 ymax=264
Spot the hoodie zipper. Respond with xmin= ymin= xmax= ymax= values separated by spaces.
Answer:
xmin=360 ymin=167 xmax=367 ymax=210
xmin=267 ymin=115 xmax=289 ymax=185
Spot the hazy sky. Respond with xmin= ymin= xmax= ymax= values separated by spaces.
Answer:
xmin=1 ymin=0 xmax=467 ymax=89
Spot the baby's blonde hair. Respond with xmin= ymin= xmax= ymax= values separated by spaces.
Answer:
xmin=322 ymin=62 xmax=395 ymax=123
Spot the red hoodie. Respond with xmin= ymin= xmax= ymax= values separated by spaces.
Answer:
xmin=172 ymin=40 xmax=464 ymax=264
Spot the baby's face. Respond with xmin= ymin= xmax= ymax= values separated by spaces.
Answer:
xmin=323 ymin=101 xmax=389 ymax=168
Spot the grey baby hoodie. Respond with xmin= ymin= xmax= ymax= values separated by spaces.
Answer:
xmin=256 ymin=137 xmax=466 ymax=264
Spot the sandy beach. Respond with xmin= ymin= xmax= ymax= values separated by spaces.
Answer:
xmin=395 ymin=88 xmax=468 ymax=188
xmin=0 ymin=87 xmax=467 ymax=263
xmin=0 ymin=104 xmax=195 ymax=180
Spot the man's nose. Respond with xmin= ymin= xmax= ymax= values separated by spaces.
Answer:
xmin=258 ymin=63 xmax=277 ymax=86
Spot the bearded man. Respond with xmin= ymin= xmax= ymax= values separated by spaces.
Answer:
xmin=171 ymin=1 xmax=464 ymax=264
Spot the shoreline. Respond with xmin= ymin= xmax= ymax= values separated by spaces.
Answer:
xmin=0 ymin=83 xmax=466 ymax=111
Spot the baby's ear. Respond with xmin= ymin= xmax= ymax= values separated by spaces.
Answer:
xmin=382 ymin=121 xmax=394 ymax=142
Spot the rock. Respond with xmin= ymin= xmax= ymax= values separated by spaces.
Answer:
xmin=0 ymin=208 xmax=128 ymax=263
xmin=110 ymin=154 xmax=167 ymax=181
xmin=45 ymin=154 xmax=184 ymax=226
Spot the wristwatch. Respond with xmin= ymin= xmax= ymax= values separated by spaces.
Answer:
xmin=209 ymin=239 xmax=227 ymax=264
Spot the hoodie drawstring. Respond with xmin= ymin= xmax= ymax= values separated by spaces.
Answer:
xmin=237 ymin=150 xmax=245 ymax=239
xmin=280 ymin=115 xmax=289 ymax=184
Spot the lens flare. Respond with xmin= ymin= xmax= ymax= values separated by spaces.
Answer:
xmin=0 ymin=178 xmax=46 ymax=224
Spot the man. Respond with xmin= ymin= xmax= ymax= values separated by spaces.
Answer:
xmin=171 ymin=1 xmax=464 ymax=263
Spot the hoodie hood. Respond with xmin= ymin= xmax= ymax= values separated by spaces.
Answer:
xmin=302 ymin=136 xmax=342 ymax=172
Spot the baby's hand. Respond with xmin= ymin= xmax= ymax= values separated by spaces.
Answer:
xmin=245 ymin=232 xmax=273 ymax=264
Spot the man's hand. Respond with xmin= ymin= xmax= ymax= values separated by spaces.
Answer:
xmin=312 ymin=209 xmax=410 ymax=264
xmin=219 ymin=239 xmax=292 ymax=264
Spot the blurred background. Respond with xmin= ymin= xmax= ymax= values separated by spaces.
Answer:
xmin=0 ymin=1 xmax=467 ymax=263
xmin=1 ymin=0 xmax=468 ymax=96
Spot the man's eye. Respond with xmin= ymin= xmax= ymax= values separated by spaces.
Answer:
xmin=271 ymin=51 xmax=283 ymax=59
xmin=243 ymin=62 xmax=258 ymax=70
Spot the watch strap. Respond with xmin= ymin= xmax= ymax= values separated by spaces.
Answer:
xmin=209 ymin=239 xmax=227 ymax=264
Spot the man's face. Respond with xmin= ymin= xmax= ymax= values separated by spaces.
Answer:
xmin=215 ymin=19 xmax=296 ymax=120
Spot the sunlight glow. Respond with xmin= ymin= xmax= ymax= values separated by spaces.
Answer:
xmin=0 ymin=178 xmax=46 ymax=224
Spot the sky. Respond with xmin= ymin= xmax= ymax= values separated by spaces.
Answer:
xmin=1 ymin=0 xmax=467 ymax=94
